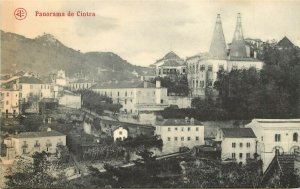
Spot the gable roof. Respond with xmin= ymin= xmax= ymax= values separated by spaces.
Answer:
xmin=221 ymin=128 xmax=256 ymax=138
xmin=19 ymin=77 xmax=44 ymax=84
xmin=155 ymin=51 xmax=183 ymax=64
xmin=156 ymin=119 xmax=203 ymax=126
xmin=277 ymin=36 xmax=294 ymax=48
xmin=91 ymin=80 xmax=160 ymax=89
xmin=12 ymin=130 xmax=65 ymax=138
xmin=160 ymin=60 xmax=182 ymax=67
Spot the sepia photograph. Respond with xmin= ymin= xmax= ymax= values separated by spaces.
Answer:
xmin=0 ymin=0 xmax=300 ymax=188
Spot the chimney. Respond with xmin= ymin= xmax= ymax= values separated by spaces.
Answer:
xmin=144 ymin=81 xmax=148 ymax=88
xmin=190 ymin=117 xmax=195 ymax=125
xmin=156 ymin=80 xmax=161 ymax=88
xmin=209 ymin=14 xmax=227 ymax=59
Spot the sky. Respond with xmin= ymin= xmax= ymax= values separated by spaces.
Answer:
xmin=1 ymin=0 xmax=300 ymax=66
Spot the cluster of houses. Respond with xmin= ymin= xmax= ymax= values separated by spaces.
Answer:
xmin=2 ymin=116 xmax=300 ymax=175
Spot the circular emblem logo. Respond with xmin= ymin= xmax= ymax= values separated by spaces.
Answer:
xmin=14 ymin=8 xmax=27 ymax=20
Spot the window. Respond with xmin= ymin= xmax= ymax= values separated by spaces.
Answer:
xmin=168 ymin=128 xmax=171 ymax=131
xmin=175 ymin=127 xmax=178 ymax=131
xmin=181 ymin=137 xmax=184 ymax=141
xmin=174 ymin=137 xmax=178 ymax=141
xmin=161 ymin=99 xmax=164 ymax=104
xmin=247 ymin=143 xmax=250 ymax=148
xmin=200 ymin=65 xmax=205 ymax=71
xmin=232 ymin=153 xmax=236 ymax=159
xmin=118 ymin=92 xmax=120 ymax=96
xmin=275 ymin=134 xmax=281 ymax=142
xmin=187 ymin=137 xmax=191 ymax=141
xmin=125 ymin=91 xmax=127 ymax=96
xmin=293 ymin=133 xmax=298 ymax=142
xmin=188 ymin=127 xmax=190 ymax=131
xmin=240 ymin=143 xmax=243 ymax=148
xmin=181 ymin=127 xmax=184 ymax=132
xmin=246 ymin=153 xmax=250 ymax=159
xmin=6 ymin=92 xmax=9 ymax=97
xmin=232 ymin=143 xmax=236 ymax=148
xmin=125 ymin=99 xmax=127 ymax=104
xmin=195 ymin=136 xmax=199 ymax=141
xmin=119 ymin=131 xmax=122 ymax=135
xmin=239 ymin=153 xmax=243 ymax=159
xmin=275 ymin=148 xmax=280 ymax=156
xmin=219 ymin=65 xmax=224 ymax=70
xmin=167 ymin=137 xmax=171 ymax=141
xmin=261 ymin=136 xmax=263 ymax=141
xmin=6 ymin=101 xmax=9 ymax=105
xmin=196 ymin=127 xmax=199 ymax=131
xmin=208 ymin=65 xmax=213 ymax=72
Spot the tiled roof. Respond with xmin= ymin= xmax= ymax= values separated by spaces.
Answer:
xmin=91 ymin=80 xmax=158 ymax=89
xmin=277 ymin=36 xmax=294 ymax=47
xmin=19 ymin=77 xmax=43 ymax=84
xmin=155 ymin=51 xmax=183 ymax=64
xmin=160 ymin=60 xmax=182 ymax=67
xmin=277 ymin=155 xmax=294 ymax=175
xmin=221 ymin=128 xmax=256 ymax=138
xmin=156 ymin=119 xmax=203 ymax=126
xmin=13 ymin=130 xmax=65 ymax=138
xmin=228 ymin=57 xmax=261 ymax=62
xmin=249 ymin=119 xmax=300 ymax=128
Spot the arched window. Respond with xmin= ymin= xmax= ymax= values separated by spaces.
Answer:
xmin=293 ymin=133 xmax=298 ymax=142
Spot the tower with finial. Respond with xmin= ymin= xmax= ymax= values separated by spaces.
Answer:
xmin=229 ymin=13 xmax=247 ymax=58
xmin=209 ymin=14 xmax=227 ymax=59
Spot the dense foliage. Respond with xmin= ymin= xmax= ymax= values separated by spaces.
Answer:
xmin=77 ymin=90 xmax=122 ymax=114
xmin=161 ymin=44 xmax=300 ymax=120
xmin=151 ymin=76 xmax=189 ymax=96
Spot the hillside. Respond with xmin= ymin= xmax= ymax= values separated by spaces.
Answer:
xmin=1 ymin=30 xmax=148 ymax=81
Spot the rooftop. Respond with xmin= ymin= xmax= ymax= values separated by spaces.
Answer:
xmin=156 ymin=118 xmax=203 ymax=126
xmin=19 ymin=76 xmax=44 ymax=84
xmin=221 ymin=128 xmax=256 ymax=138
xmin=248 ymin=119 xmax=300 ymax=129
xmin=12 ymin=130 xmax=65 ymax=139
xmin=91 ymin=80 xmax=161 ymax=89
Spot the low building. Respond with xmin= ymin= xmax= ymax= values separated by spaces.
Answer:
xmin=215 ymin=128 xmax=257 ymax=164
xmin=68 ymin=79 xmax=95 ymax=91
xmin=3 ymin=128 xmax=66 ymax=158
xmin=58 ymin=90 xmax=81 ymax=109
xmin=113 ymin=127 xmax=128 ymax=141
xmin=246 ymin=119 xmax=300 ymax=172
xmin=91 ymin=80 xmax=168 ymax=114
xmin=155 ymin=118 xmax=204 ymax=153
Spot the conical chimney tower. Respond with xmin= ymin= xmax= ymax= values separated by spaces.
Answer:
xmin=229 ymin=13 xmax=247 ymax=58
xmin=209 ymin=14 xmax=227 ymax=59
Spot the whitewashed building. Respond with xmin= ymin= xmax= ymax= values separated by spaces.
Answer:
xmin=3 ymin=128 xmax=66 ymax=158
xmin=246 ymin=119 xmax=300 ymax=172
xmin=0 ymin=87 xmax=20 ymax=115
xmin=113 ymin=127 xmax=128 ymax=141
xmin=91 ymin=80 xmax=168 ymax=114
xmin=155 ymin=118 xmax=204 ymax=153
xmin=215 ymin=128 xmax=257 ymax=164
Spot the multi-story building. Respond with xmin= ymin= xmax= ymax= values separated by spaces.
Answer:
xmin=3 ymin=128 xmax=66 ymax=158
xmin=0 ymin=86 xmax=21 ymax=115
xmin=187 ymin=13 xmax=263 ymax=97
xmin=17 ymin=76 xmax=53 ymax=102
xmin=152 ymin=51 xmax=186 ymax=78
xmin=155 ymin=118 xmax=204 ymax=153
xmin=91 ymin=80 xmax=168 ymax=114
xmin=215 ymin=128 xmax=257 ymax=164
xmin=246 ymin=119 xmax=300 ymax=172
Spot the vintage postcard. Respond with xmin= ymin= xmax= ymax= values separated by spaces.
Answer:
xmin=1 ymin=0 xmax=300 ymax=188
